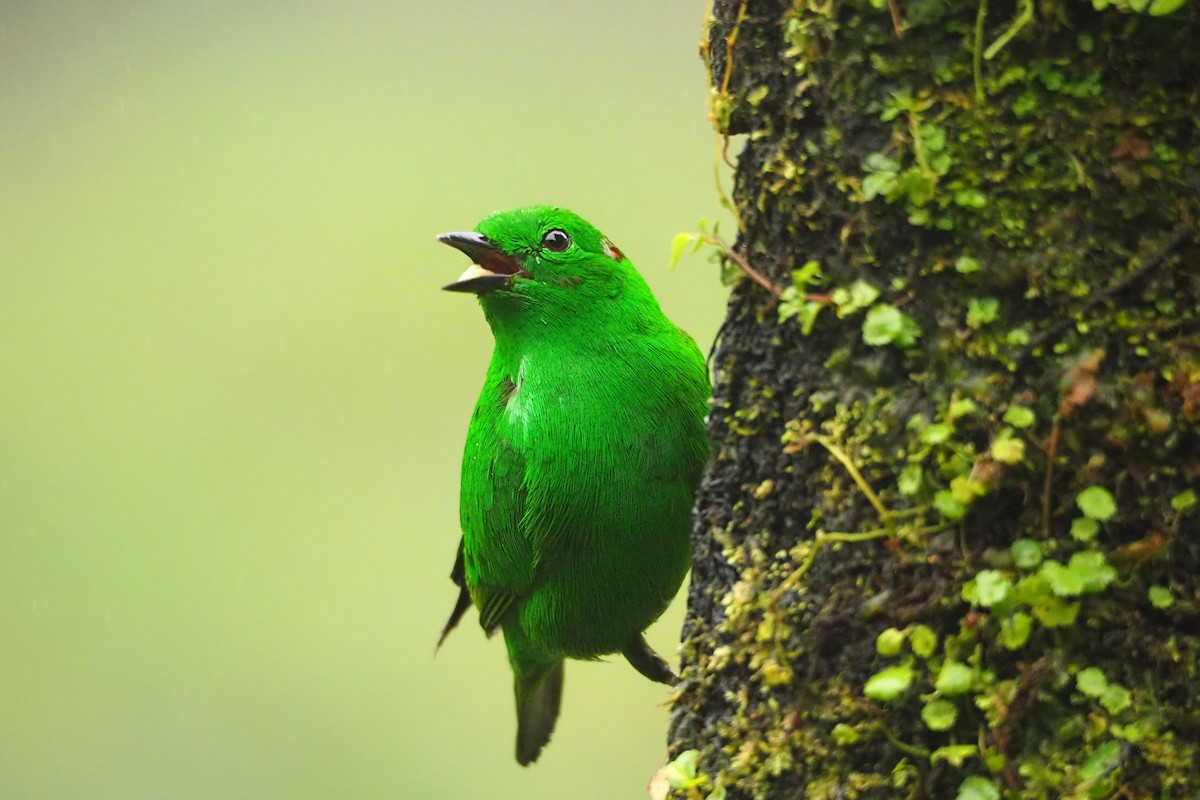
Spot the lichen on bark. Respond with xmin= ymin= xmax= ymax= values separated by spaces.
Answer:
xmin=668 ymin=1 xmax=1200 ymax=798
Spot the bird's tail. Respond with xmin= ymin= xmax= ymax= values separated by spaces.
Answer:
xmin=513 ymin=659 xmax=564 ymax=766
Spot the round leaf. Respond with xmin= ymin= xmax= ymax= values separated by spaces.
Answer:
xmin=990 ymin=436 xmax=1025 ymax=465
xmin=876 ymin=627 xmax=906 ymax=656
xmin=922 ymin=699 xmax=958 ymax=731
xmin=956 ymin=775 xmax=1000 ymax=800
xmin=1010 ymin=539 xmax=1042 ymax=570
xmin=936 ymin=662 xmax=973 ymax=696
xmin=1070 ymin=517 xmax=1099 ymax=542
xmin=864 ymin=664 xmax=914 ymax=702
xmin=1076 ymin=485 xmax=1116 ymax=521
xmin=1148 ymin=585 xmax=1174 ymax=609
xmin=1076 ymin=666 xmax=1108 ymax=698
xmin=1002 ymin=404 xmax=1035 ymax=428
xmin=974 ymin=570 xmax=1013 ymax=607
xmin=910 ymin=625 xmax=937 ymax=659
xmin=862 ymin=304 xmax=904 ymax=346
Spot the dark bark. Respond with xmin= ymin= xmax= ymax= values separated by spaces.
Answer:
xmin=668 ymin=2 xmax=1200 ymax=798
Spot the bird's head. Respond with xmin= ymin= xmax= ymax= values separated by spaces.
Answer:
xmin=437 ymin=207 xmax=657 ymax=333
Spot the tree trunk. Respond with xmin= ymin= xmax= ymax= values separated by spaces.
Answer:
xmin=667 ymin=1 xmax=1200 ymax=798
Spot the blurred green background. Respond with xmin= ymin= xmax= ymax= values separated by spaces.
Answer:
xmin=0 ymin=2 xmax=729 ymax=799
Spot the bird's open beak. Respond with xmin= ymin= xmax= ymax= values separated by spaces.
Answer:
xmin=437 ymin=232 xmax=527 ymax=293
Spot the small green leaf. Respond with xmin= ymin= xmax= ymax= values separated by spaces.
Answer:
xmin=876 ymin=627 xmax=907 ymax=656
xmin=837 ymin=279 xmax=881 ymax=316
xmin=862 ymin=304 xmax=922 ymax=348
xmin=864 ymin=664 xmax=914 ymax=701
xmin=1006 ymin=327 xmax=1031 ymax=346
xmin=921 ymin=423 xmax=954 ymax=445
xmin=1001 ymin=611 xmax=1032 ymax=650
xmin=1010 ymin=539 xmax=1042 ymax=570
xmin=831 ymin=722 xmax=860 ymax=745
xmin=1070 ymin=517 xmax=1099 ymax=542
xmin=798 ymin=301 xmax=823 ymax=335
xmin=898 ymin=465 xmax=923 ymax=496
xmin=896 ymin=168 xmax=935 ymax=206
xmin=895 ymin=312 xmax=922 ymax=347
xmin=1002 ymin=405 xmax=1035 ymax=428
xmin=949 ymin=398 xmax=979 ymax=419
xmin=1078 ymin=666 xmax=1132 ymax=714
xmin=1013 ymin=573 xmax=1049 ymax=604
xmin=931 ymin=744 xmax=978 ymax=767
xmin=664 ymin=749 xmax=700 ymax=788
xmin=974 ymin=570 xmax=1013 ymax=607
xmin=862 ymin=172 xmax=896 ymax=201
xmin=1040 ymin=559 xmax=1084 ymax=597
xmin=956 ymin=775 xmax=1000 ymax=800
xmin=1170 ymin=489 xmax=1196 ymax=513
xmin=1148 ymin=0 xmax=1188 ymax=14
xmin=990 ymin=435 xmax=1025 ymax=465
xmin=966 ymin=297 xmax=1000 ymax=329
xmin=864 ymin=152 xmax=901 ymax=173
xmin=919 ymin=123 xmax=947 ymax=152
xmin=778 ymin=291 xmax=825 ymax=335
xmin=1068 ymin=550 xmax=1116 ymax=593
xmin=792 ymin=260 xmax=823 ymax=288
xmin=910 ymin=625 xmax=937 ymax=659
xmin=954 ymin=188 xmax=988 ymax=209
xmin=1148 ymin=585 xmax=1174 ymax=609
xmin=955 ymin=255 xmax=980 ymax=274
xmin=863 ymin=305 xmax=903 ymax=345
xmin=1100 ymin=683 xmax=1132 ymax=715
xmin=849 ymin=281 xmax=878 ymax=309
xmin=1076 ymin=666 xmax=1109 ymax=698
xmin=922 ymin=699 xmax=958 ymax=731
xmin=951 ymin=476 xmax=987 ymax=504
xmin=1113 ymin=722 xmax=1146 ymax=743
xmin=1077 ymin=741 xmax=1123 ymax=786
xmin=935 ymin=490 xmax=967 ymax=520
xmin=936 ymin=662 xmax=974 ymax=696
xmin=1076 ymin=485 xmax=1117 ymax=521
xmin=1032 ymin=597 xmax=1080 ymax=627
xmin=669 ymin=233 xmax=697 ymax=268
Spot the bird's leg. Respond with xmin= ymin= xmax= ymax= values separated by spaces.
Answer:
xmin=622 ymin=634 xmax=679 ymax=686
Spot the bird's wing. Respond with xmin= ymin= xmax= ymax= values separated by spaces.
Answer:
xmin=435 ymin=539 xmax=472 ymax=650
xmin=461 ymin=402 xmax=537 ymax=637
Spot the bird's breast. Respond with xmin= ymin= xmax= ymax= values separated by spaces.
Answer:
xmin=499 ymin=356 xmax=531 ymax=428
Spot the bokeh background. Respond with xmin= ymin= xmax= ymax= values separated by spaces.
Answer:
xmin=0 ymin=2 xmax=731 ymax=799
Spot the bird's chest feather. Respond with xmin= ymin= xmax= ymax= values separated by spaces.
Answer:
xmin=463 ymin=351 xmax=646 ymax=517
xmin=497 ymin=352 xmax=632 ymax=456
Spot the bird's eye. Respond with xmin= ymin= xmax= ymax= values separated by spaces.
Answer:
xmin=541 ymin=229 xmax=571 ymax=252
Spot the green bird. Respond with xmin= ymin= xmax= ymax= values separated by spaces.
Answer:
xmin=435 ymin=206 xmax=710 ymax=765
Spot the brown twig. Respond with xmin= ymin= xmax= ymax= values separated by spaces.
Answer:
xmin=1041 ymin=420 xmax=1060 ymax=538
xmin=726 ymin=246 xmax=782 ymax=296
xmin=887 ymin=0 xmax=905 ymax=38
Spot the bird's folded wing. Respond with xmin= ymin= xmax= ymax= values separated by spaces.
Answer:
xmin=436 ymin=539 xmax=473 ymax=649
xmin=462 ymin=421 xmax=537 ymax=635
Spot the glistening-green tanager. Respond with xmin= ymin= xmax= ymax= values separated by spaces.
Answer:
xmin=436 ymin=206 xmax=710 ymax=765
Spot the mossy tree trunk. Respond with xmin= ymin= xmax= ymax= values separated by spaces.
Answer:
xmin=668 ymin=2 xmax=1200 ymax=798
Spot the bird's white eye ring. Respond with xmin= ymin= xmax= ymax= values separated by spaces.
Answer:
xmin=541 ymin=229 xmax=571 ymax=252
